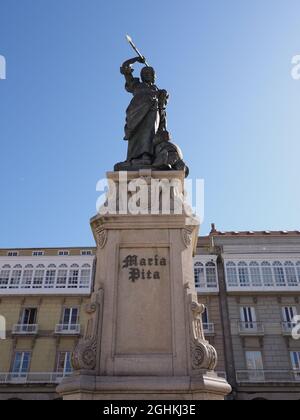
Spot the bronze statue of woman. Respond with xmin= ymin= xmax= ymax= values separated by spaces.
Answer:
xmin=119 ymin=56 xmax=165 ymax=166
xmin=114 ymin=37 xmax=189 ymax=176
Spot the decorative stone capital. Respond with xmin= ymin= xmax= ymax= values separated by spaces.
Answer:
xmin=182 ymin=228 xmax=193 ymax=248
xmin=94 ymin=223 xmax=108 ymax=249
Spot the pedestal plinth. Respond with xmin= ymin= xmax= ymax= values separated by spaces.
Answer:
xmin=57 ymin=170 xmax=231 ymax=400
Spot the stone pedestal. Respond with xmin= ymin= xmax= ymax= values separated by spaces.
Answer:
xmin=57 ymin=170 xmax=231 ymax=400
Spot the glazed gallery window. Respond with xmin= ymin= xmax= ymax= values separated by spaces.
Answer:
xmin=261 ymin=262 xmax=274 ymax=287
xmin=226 ymin=262 xmax=238 ymax=287
xmin=205 ymin=262 xmax=217 ymax=288
xmin=68 ymin=265 xmax=79 ymax=288
xmin=194 ymin=261 xmax=217 ymax=288
xmin=226 ymin=260 xmax=300 ymax=289
xmin=12 ymin=352 xmax=31 ymax=377
xmin=194 ymin=262 xmax=205 ymax=288
xmin=284 ymin=262 xmax=298 ymax=286
xmin=80 ymin=264 xmax=91 ymax=288
xmin=9 ymin=265 xmax=22 ymax=289
xmin=56 ymin=352 xmax=72 ymax=375
xmin=0 ymin=263 xmax=91 ymax=290
xmin=21 ymin=265 xmax=34 ymax=288
xmin=33 ymin=265 xmax=45 ymax=288
xmin=249 ymin=262 xmax=262 ymax=287
xmin=273 ymin=262 xmax=286 ymax=286
xmin=238 ymin=262 xmax=250 ymax=287
xmin=45 ymin=265 xmax=56 ymax=288
xmin=0 ymin=266 xmax=10 ymax=288
xmin=56 ymin=265 xmax=68 ymax=288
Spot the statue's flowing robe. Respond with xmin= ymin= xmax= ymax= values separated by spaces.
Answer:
xmin=124 ymin=77 xmax=160 ymax=161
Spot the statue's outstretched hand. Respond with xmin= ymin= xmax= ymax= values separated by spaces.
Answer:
xmin=137 ymin=56 xmax=146 ymax=64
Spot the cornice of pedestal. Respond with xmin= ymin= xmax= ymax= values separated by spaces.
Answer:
xmin=90 ymin=213 xmax=200 ymax=253
xmin=106 ymin=169 xmax=186 ymax=183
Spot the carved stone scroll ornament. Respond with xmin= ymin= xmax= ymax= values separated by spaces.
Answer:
xmin=71 ymin=289 xmax=104 ymax=372
xmin=189 ymin=300 xmax=218 ymax=371
xmin=72 ymin=338 xmax=97 ymax=371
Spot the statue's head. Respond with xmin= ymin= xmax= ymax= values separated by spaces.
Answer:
xmin=141 ymin=66 xmax=156 ymax=84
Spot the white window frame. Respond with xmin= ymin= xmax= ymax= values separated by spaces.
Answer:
xmin=290 ymin=351 xmax=300 ymax=380
xmin=12 ymin=351 xmax=31 ymax=377
xmin=68 ymin=265 xmax=79 ymax=288
xmin=33 ymin=265 xmax=45 ymax=288
xmin=9 ymin=266 xmax=22 ymax=289
xmin=7 ymin=251 xmax=19 ymax=257
xmin=245 ymin=351 xmax=264 ymax=381
xmin=45 ymin=266 xmax=56 ymax=288
xmin=81 ymin=250 xmax=92 ymax=256
xmin=62 ymin=307 xmax=79 ymax=330
xmin=56 ymin=351 xmax=73 ymax=375
xmin=226 ymin=262 xmax=238 ymax=287
xmin=240 ymin=306 xmax=257 ymax=329
xmin=32 ymin=251 xmax=45 ymax=257
xmin=80 ymin=264 xmax=91 ymax=288
xmin=0 ymin=266 xmax=11 ymax=288
xmin=249 ymin=262 xmax=262 ymax=287
xmin=58 ymin=250 xmax=70 ymax=256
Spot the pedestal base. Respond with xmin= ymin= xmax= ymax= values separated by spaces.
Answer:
xmin=58 ymin=372 xmax=231 ymax=400
xmin=57 ymin=171 xmax=231 ymax=400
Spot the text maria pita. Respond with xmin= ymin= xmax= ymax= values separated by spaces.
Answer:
xmin=122 ymin=254 xmax=167 ymax=282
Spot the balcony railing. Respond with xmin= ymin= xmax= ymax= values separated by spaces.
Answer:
xmin=55 ymin=324 xmax=81 ymax=335
xmin=282 ymin=322 xmax=297 ymax=335
xmin=238 ymin=322 xmax=264 ymax=336
xmin=236 ymin=370 xmax=300 ymax=383
xmin=0 ymin=372 xmax=72 ymax=384
xmin=12 ymin=324 xmax=39 ymax=335
xmin=203 ymin=323 xmax=215 ymax=334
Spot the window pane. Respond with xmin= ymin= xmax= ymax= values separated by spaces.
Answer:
xmin=226 ymin=263 xmax=238 ymax=287
xmin=273 ymin=262 xmax=285 ymax=286
xmin=63 ymin=308 xmax=71 ymax=325
xmin=9 ymin=270 xmax=22 ymax=289
xmin=68 ymin=270 xmax=79 ymax=288
xmin=194 ymin=263 xmax=204 ymax=288
xmin=206 ymin=263 xmax=217 ymax=288
xmin=261 ymin=262 xmax=273 ymax=287
xmin=0 ymin=270 xmax=10 ymax=288
xmin=45 ymin=270 xmax=56 ymax=288
xmin=80 ymin=269 xmax=91 ymax=288
xmin=250 ymin=263 xmax=262 ymax=287
xmin=12 ymin=352 xmax=31 ymax=375
xmin=56 ymin=269 xmax=67 ymax=288
xmin=33 ymin=270 xmax=44 ymax=288
xmin=70 ymin=308 xmax=78 ymax=324
xmin=21 ymin=270 xmax=33 ymax=288
xmin=284 ymin=262 xmax=298 ymax=286
xmin=238 ymin=263 xmax=250 ymax=287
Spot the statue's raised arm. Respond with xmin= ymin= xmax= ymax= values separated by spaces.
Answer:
xmin=120 ymin=56 xmax=145 ymax=93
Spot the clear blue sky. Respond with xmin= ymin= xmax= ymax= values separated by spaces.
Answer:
xmin=0 ymin=0 xmax=300 ymax=247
